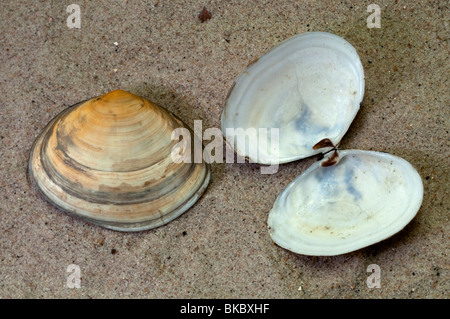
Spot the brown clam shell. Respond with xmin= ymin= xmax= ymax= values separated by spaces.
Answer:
xmin=29 ymin=90 xmax=210 ymax=231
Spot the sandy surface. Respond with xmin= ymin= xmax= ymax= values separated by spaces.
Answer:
xmin=0 ymin=0 xmax=448 ymax=298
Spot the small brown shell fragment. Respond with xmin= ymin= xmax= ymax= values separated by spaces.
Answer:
xmin=198 ymin=7 xmax=212 ymax=23
xmin=321 ymin=150 xmax=340 ymax=167
xmin=313 ymin=138 xmax=335 ymax=150
xmin=29 ymin=90 xmax=210 ymax=231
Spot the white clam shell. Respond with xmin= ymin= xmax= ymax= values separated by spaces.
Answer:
xmin=221 ymin=32 xmax=364 ymax=164
xmin=221 ymin=31 xmax=423 ymax=255
xmin=268 ymin=150 xmax=424 ymax=256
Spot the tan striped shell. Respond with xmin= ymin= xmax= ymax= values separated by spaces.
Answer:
xmin=29 ymin=90 xmax=210 ymax=231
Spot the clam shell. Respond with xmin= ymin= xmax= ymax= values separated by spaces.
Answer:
xmin=221 ymin=32 xmax=365 ymax=164
xmin=29 ymin=90 xmax=210 ymax=231
xmin=220 ymin=32 xmax=423 ymax=255
xmin=268 ymin=150 xmax=423 ymax=256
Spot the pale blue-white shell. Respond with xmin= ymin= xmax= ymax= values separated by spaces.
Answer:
xmin=221 ymin=32 xmax=365 ymax=164
xmin=267 ymin=150 xmax=423 ymax=256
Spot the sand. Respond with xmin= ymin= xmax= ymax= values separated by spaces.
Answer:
xmin=0 ymin=0 xmax=448 ymax=298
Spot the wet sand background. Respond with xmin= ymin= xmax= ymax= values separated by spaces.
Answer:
xmin=0 ymin=0 xmax=448 ymax=298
